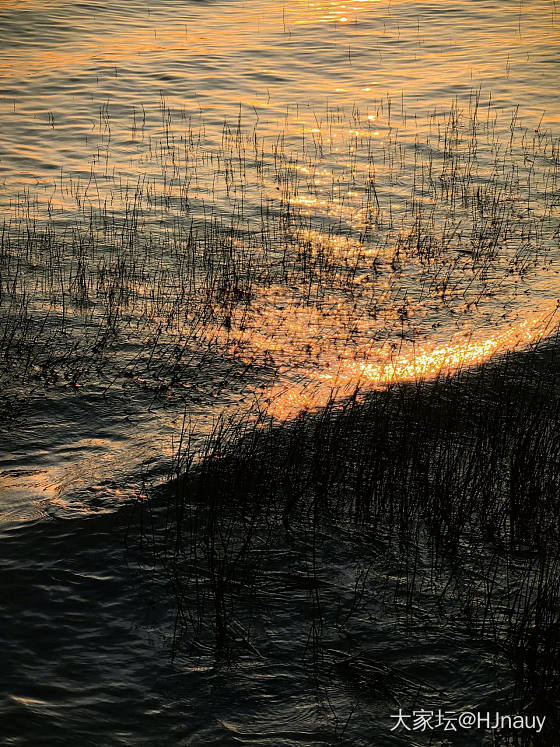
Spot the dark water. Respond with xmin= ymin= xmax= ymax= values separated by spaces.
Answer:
xmin=1 ymin=503 xmax=517 ymax=746
xmin=1 ymin=0 xmax=559 ymax=744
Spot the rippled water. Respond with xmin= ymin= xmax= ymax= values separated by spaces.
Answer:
xmin=1 ymin=0 xmax=559 ymax=743
xmin=1 ymin=0 xmax=559 ymax=515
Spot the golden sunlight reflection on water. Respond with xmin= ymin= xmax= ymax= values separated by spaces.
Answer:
xmin=0 ymin=0 xmax=559 ymax=519
xmin=0 ymin=0 xmax=379 ymax=78
xmin=290 ymin=0 xmax=379 ymax=25
xmin=262 ymin=301 xmax=560 ymax=419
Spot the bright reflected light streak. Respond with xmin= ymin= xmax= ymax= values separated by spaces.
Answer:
xmin=264 ymin=301 xmax=560 ymax=420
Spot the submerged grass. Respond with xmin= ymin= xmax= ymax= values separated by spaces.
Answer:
xmin=139 ymin=334 xmax=560 ymax=744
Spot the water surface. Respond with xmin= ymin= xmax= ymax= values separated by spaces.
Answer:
xmin=1 ymin=1 xmax=559 ymax=743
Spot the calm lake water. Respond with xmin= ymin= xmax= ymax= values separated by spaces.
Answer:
xmin=0 ymin=1 xmax=559 ymax=744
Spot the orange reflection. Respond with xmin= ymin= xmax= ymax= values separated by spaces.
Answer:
xmin=0 ymin=0 xmax=379 ymax=81
xmin=290 ymin=0 xmax=379 ymax=25
xmin=263 ymin=301 xmax=559 ymax=419
xmin=0 ymin=0 xmax=46 ymax=6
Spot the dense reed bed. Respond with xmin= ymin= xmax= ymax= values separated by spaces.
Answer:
xmin=139 ymin=335 xmax=560 ymax=744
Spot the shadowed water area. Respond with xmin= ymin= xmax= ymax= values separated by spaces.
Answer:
xmin=1 ymin=0 xmax=560 ymax=744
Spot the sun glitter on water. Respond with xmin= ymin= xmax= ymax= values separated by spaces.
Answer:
xmin=262 ymin=301 xmax=560 ymax=420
